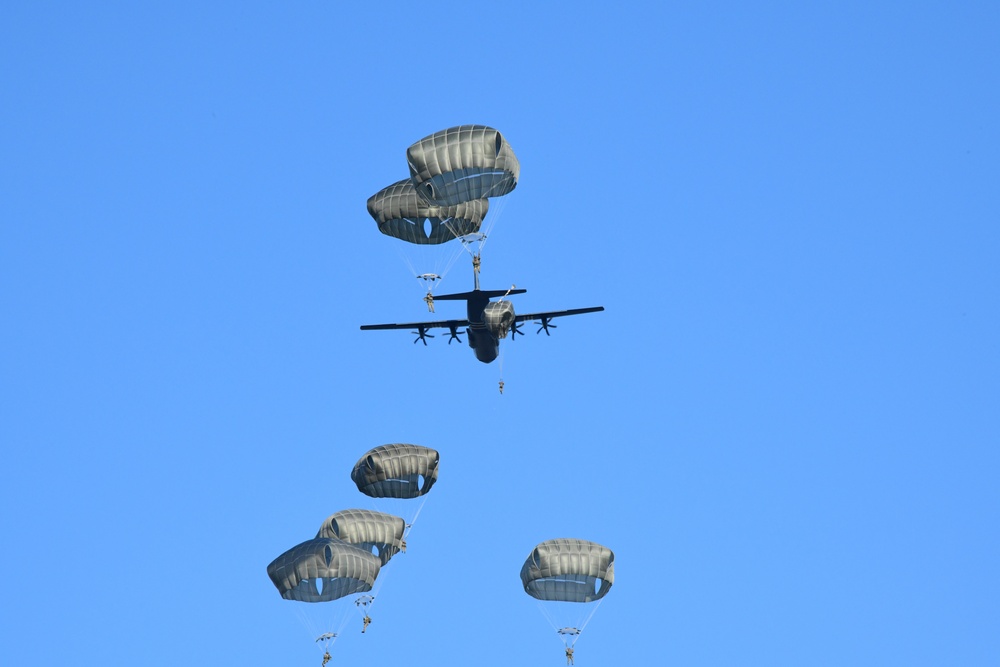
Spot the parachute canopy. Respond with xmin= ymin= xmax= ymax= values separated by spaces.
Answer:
xmin=267 ymin=537 xmax=381 ymax=602
xmin=367 ymin=179 xmax=489 ymax=245
xmin=317 ymin=509 xmax=407 ymax=565
xmin=484 ymin=300 xmax=515 ymax=338
xmin=351 ymin=444 xmax=439 ymax=499
xmin=406 ymin=125 xmax=519 ymax=206
xmin=520 ymin=539 xmax=614 ymax=603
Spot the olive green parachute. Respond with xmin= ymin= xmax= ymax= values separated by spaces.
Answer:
xmin=406 ymin=125 xmax=519 ymax=206
xmin=351 ymin=444 xmax=439 ymax=499
xmin=267 ymin=537 xmax=381 ymax=602
xmin=316 ymin=509 xmax=407 ymax=565
xmin=520 ymin=539 xmax=615 ymax=603
xmin=367 ymin=179 xmax=489 ymax=245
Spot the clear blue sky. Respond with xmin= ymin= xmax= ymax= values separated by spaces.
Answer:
xmin=2 ymin=2 xmax=998 ymax=665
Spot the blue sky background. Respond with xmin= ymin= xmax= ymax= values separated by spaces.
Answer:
xmin=2 ymin=2 xmax=999 ymax=665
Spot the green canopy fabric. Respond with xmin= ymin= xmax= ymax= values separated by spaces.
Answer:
xmin=267 ymin=537 xmax=380 ymax=602
xmin=406 ymin=125 xmax=519 ymax=206
xmin=317 ymin=509 xmax=406 ymax=565
xmin=367 ymin=179 xmax=488 ymax=244
xmin=351 ymin=444 xmax=439 ymax=499
xmin=520 ymin=538 xmax=615 ymax=603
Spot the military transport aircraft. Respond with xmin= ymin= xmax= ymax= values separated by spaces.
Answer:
xmin=360 ymin=276 xmax=604 ymax=364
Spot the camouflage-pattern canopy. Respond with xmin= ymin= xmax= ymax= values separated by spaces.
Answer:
xmin=267 ymin=538 xmax=380 ymax=602
xmin=520 ymin=539 xmax=615 ymax=603
xmin=351 ymin=444 xmax=439 ymax=499
xmin=367 ymin=179 xmax=488 ymax=245
xmin=317 ymin=509 xmax=407 ymax=565
xmin=406 ymin=125 xmax=519 ymax=206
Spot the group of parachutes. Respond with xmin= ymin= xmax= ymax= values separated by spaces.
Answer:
xmin=365 ymin=124 xmax=521 ymax=301
xmin=267 ymin=443 xmax=439 ymax=660
xmin=267 ymin=127 xmax=614 ymax=665
xmin=267 ymin=440 xmax=614 ymax=664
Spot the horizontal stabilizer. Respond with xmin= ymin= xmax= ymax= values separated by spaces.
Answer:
xmin=433 ymin=288 xmax=527 ymax=301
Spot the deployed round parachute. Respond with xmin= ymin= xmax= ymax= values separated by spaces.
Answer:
xmin=267 ymin=537 xmax=381 ymax=603
xmin=484 ymin=300 xmax=515 ymax=339
xmin=406 ymin=125 xmax=520 ymax=207
xmin=367 ymin=179 xmax=489 ymax=245
xmin=521 ymin=538 xmax=615 ymax=603
xmin=521 ymin=538 xmax=615 ymax=655
xmin=351 ymin=444 xmax=440 ymax=499
xmin=317 ymin=509 xmax=407 ymax=566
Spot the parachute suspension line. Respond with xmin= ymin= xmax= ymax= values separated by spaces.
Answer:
xmin=392 ymin=219 xmax=469 ymax=298
xmin=478 ymin=190 xmax=510 ymax=255
xmin=296 ymin=603 xmax=351 ymax=653
xmin=396 ymin=244 xmax=444 ymax=298
xmin=440 ymin=216 xmax=465 ymax=246
xmin=558 ymin=627 xmax=583 ymax=649
xmin=314 ymin=631 xmax=338 ymax=653
xmin=494 ymin=280 xmax=520 ymax=394
xmin=354 ymin=592 xmax=377 ymax=630
xmin=534 ymin=596 xmax=605 ymax=647
xmin=431 ymin=217 xmax=469 ymax=281
xmin=498 ymin=337 xmax=506 ymax=392
xmin=404 ymin=493 xmax=429 ymax=541
xmin=576 ymin=597 xmax=604 ymax=635
xmin=536 ymin=600 xmax=561 ymax=634
xmin=395 ymin=244 xmax=419 ymax=283
xmin=441 ymin=242 xmax=467 ymax=282
xmin=365 ymin=570 xmax=388 ymax=611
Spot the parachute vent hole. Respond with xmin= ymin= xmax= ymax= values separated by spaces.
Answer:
xmin=424 ymin=183 xmax=433 ymax=199
xmin=418 ymin=474 xmax=426 ymax=489
xmin=422 ymin=217 xmax=432 ymax=239
xmin=366 ymin=455 xmax=376 ymax=472
xmin=324 ymin=545 xmax=333 ymax=566
xmin=371 ymin=545 xmax=380 ymax=557
xmin=495 ymin=132 xmax=503 ymax=157
xmin=315 ymin=578 xmax=325 ymax=595
xmin=330 ymin=520 xmax=340 ymax=537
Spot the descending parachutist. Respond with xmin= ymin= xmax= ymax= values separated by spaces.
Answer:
xmin=472 ymin=253 xmax=481 ymax=274
xmin=498 ymin=380 xmax=504 ymax=395
xmin=322 ymin=651 xmax=331 ymax=666
xmin=423 ymin=292 xmax=435 ymax=313
xmin=565 ymin=647 xmax=574 ymax=665
xmin=362 ymin=615 xmax=372 ymax=633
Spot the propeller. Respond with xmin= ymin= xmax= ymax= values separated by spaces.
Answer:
xmin=537 ymin=317 xmax=557 ymax=335
xmin=412 ymin=327 xmax=434 ymax=345
xmin=510 ymin=321 xmax=524 ymax=339
xmin=447 ymin=326 xmax=463 ymax=344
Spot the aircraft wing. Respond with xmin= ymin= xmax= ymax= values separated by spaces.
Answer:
xmin=360 ymin=318 xmax=471 ymax=331
xmin=513 ymin=306 xmax=605 ymax=324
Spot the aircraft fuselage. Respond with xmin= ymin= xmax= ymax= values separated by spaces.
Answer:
xmin=465 ymin=291 xmax=500 ymax=364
